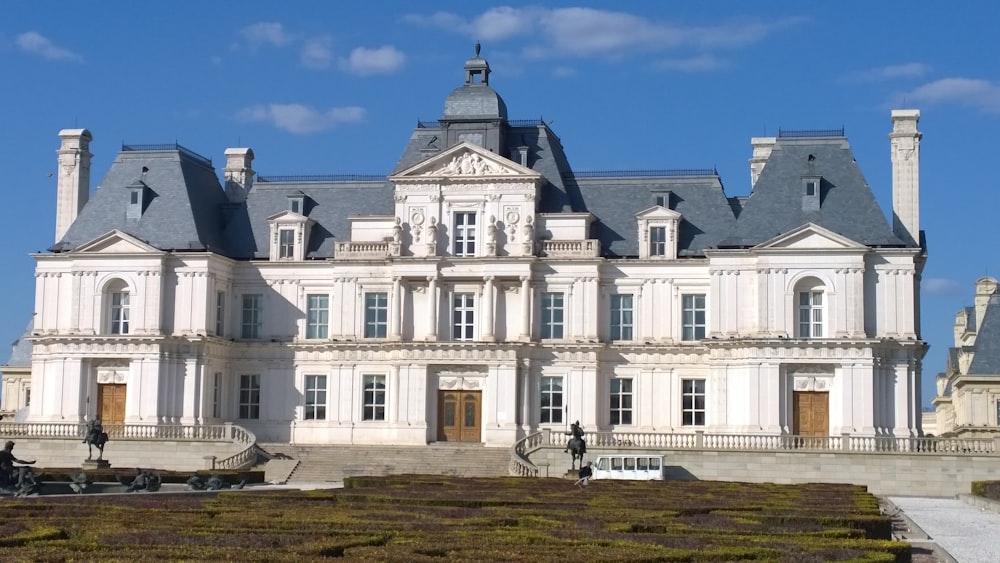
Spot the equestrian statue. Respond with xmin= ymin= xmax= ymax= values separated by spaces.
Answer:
xmin=565 ymin=420 xmax=587 ymax=470
xmin=83 ymin=417 xmax=109 ymax=461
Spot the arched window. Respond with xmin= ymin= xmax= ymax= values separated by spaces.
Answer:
xmin=104 ymin=279 xmax=131 ymax=335
xmin=794 ymin=277 xmax=825 ymax=339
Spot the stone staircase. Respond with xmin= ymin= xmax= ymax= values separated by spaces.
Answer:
xmin=255 ymin=443 xmax=513 ymax=484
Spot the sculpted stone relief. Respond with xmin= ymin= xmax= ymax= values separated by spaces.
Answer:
xmin=426 ymin=152 xmax=514 ymax=176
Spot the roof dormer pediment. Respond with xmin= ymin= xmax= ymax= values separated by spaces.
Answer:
xmin=266 ymin=210 xmax=310 ymax=224
xmin=72 ymin=230 xmax=163 ymax=254
xmin=636 ymin=206 xmax=683 ymax=220
xmin=755 ymin=223 xmax=866 ymax=251
xmin=390 ymin=141 xmax=541 ymax=183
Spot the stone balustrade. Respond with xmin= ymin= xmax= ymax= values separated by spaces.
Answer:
xmin=334 ymin=240 xmax=396 ymax=259
xmin=539 ymin=239 xmax=600 ymax=258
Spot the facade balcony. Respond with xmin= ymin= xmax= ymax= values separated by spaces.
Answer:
xmin=539 ymin=239 xmax=600 ymax=258
xmin=334 ymin=240 xmax=401 ymax=259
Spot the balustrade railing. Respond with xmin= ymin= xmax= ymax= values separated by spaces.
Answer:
xmin=509 ymin=431 xmax=543 ymax=477
xmin=334 ymin=240 xmax=392 ymax=259
xmin=539 ymin=239 xmax=600 ymax=258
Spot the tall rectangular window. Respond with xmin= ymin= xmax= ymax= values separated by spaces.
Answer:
xmin=682 ymin=294 xmax=706 ymax=341
xmin=610 ymin=294 xmax=634 ymax=341
xmin=682 ymin=379 xmax=706 ymax=426
xmin=215 ymin=291 xmax=225 ymax=336
xmin=279 ymin=229 xmax=295 ymax=259
xmin=540 ymin=376 xmax=563 ymax=424
xmin=363 ymin=374 xmax=386 ymax=421
xmin=304 ymin=375 xmax=327 ymax=420
xmin=453 ymin=212 xmax=476 ymax=256
xmin=541 ymin=292 xmax=564 ymax=339
xmin=238 ymin=374 xmax=260 ymax=419
xmin=798 ymin=291 xmax=824 ymax=338
xmin=211 ymin=372 xmax=221 ymax=418
xmin=110 ymin=291 xmax=130 ymax=335
xmin=610 ymin=378 xmax=633 ymax=425
xmin=306 ymin=294 xmax=329 ymax=339
xmin=649 ymin=226 xmax=667 ymax=257
xmin=452 ymin=293 xmax=475 ymax=340
xmin=364 ymin=292 xmax=388 ymax=338
xmin=241 ymin=294 xmax=262 ymax=339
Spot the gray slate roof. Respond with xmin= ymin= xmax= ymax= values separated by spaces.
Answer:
xmin=969 ymin=294 xmax=1000 ymax=375
xmin=720 ymin=138 xmax=905 ymax=248
xmin=2 ymin=319 xmax=32 ymax=368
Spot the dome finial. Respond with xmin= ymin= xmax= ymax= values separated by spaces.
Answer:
xmin=474 ymin=41 xmax=481 ymax=57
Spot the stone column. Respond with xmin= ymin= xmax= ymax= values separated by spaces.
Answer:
xmin=520 ymin=276 xmax=532 ymax=341
xmin=482 ymin=276 xmax=495 ymax=342
xmin=390 ymin=277 xmax=403 ymax=340
xmin=426 ymin=276 xmax=438 ymax=341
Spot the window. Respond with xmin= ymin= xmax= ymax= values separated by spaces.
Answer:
xmin=682 ymin=379 xmax=706 ymax=426
xmin=306 ymin=294 xmax=329 ymax=339
xmin=363 ymin=374 xmax=386 ymax=421
xmin=241 ymin=294 xmax=262 ymax=339
xmin=304 ymin=375 xmax=327 ymax=420
xmin=610 ymin=294 xmax=634 ymax=341
xmin=805 ymin=181 xmax=817 ymax=196
xmin=238 ymin=374 xmax=260 ymax=419
xmin=682 ymin=294 xmax=706 ymax=341
xmin=279 ymin=229 xmax=295 ymax=259
xmin=540 ymin=376 xmax=564 ymax=424
xmin=610 ymin=378 xmax=633 ymax=425
xmin=649 ymin=226 xmax=667 ymax=257
xmin=215 ymin=291 xmax=225 ymax=336
xmin=24 ymin=388 xmax=30 ymax=407
xmin=211 ymin=372 xmax=221 ymax=418
xmin=453 ymin=212 xmax=476 ymax=256
xmin=798 ymin=290 xmax=824 ymax=338
xmin=364 ymin=292 xmax=388 ymax=338
xmin=110 ymin=291 xmax=130 ymax=335
xmin=541 ymin=292 xmax=564 ymax=339
xmin=452 ymin=293 xmax=475 ymax=340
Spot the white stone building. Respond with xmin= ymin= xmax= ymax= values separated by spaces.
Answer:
xmin=933 ymin=277 xmax=1000 ymax=437
xmin=13 ymin=48 xmax=927 ymax=445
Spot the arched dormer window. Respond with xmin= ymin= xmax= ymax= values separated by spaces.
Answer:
xmin=104 ymin=279 xmax=131 ymax=335
xmin=794 ymin=277 xmax=825 ymax=339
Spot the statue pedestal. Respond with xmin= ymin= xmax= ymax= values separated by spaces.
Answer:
xmin=82 ymin=459 xmax=111 ymax=471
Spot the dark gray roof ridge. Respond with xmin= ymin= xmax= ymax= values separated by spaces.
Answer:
xmin=968 ymin=294 xmax=1000 ymax=375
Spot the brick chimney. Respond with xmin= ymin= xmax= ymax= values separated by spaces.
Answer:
xmin=55 ymin=129 xmax=93 ymax=243
xmin=890 ymin=110 xmax=921 ymax=246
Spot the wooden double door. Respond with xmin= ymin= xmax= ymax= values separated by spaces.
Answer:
xmin=437 ymin=390 xmax=482 ymax=442
xmin=792 ymin=391 xmax=829 ymax=437
xmin=98 ymin=383 xmax=126 ymax=425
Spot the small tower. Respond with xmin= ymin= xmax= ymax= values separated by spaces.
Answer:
xmin=54 ymin=129 xmax=93 ymax=243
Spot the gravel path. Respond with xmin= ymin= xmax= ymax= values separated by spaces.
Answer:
xmin=889 ymin=496 xmax=1000 ymax=563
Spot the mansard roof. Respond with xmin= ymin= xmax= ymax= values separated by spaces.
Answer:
xmin=54 ymin=145 xmax=229 ymax=253
xmin=719 ymin=137 xmax=906 ymax=248
xmin=969 ymin=294 xmax=1000 ymax=375
xmin=1 ymin=319 xmax=32 ymax=369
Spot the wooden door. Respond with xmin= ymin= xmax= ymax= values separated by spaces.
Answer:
xmin=437 ymin=390 xmax=482 ymax=442
xmin=98 ymin=384 xmax=127 ymax=425
xmin=793 ymin=391 xmax=829 ymax=437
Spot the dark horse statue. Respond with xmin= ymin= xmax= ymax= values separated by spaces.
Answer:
xmin=565 ymin=421 xmax=587 ymax=470
xmin=83 ymin=418 xmax=109 ymax=461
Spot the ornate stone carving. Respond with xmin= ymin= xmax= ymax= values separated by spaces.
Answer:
xmin=427 ymin=152 xmax=514 ymax=176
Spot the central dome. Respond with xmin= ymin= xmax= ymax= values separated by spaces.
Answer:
xmin=442 ymin=44 xmax=508 ymax=120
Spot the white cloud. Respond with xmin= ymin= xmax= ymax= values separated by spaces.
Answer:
xmin=339 ymin=45 xmax=406 ymax=76
xmin=923 ymin=278 xmax=965 ymax=296
xmin=406 ymin=8 xmax=805 ymax=60
xmin=236 ymin=103 xmax=366 ymax=134
xmin=15 ymin=31 xmax=81 ymax=62
xmin=844 ymin=62 xmax=930 ymax=83
xmin=301 ymin=36 xmax=334 ymax=69
xmin=654 ymin=54 xmax=726 ymax=73
xmin=904 ymin=78 xmax=1000 ymax=114
xmin=240 ymin=22 xmax=291 ymax=48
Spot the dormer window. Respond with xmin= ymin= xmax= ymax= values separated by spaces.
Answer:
xmin=126 ymin=179 xmax=149 ymax=219
xmin=267 ymin=210 xmax=313 ymax=261
xmin=636 ymin=206 xmax=682 ymax=260
xmin=802 ymin=176 xmax=821 ymax=211
xmin=288 ymin=192 xmax=306 ymax=215
xmin=279 ymin=229 xmax=295 ymax=259
xmin=653 ymin=191 xmax=672 ymax=209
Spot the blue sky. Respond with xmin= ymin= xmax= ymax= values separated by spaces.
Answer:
xmin=2 ymin=2 xmax=997 ymax=409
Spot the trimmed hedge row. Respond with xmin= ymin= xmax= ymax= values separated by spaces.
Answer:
xmin=0 ymin=475 xmax=910 ymax=562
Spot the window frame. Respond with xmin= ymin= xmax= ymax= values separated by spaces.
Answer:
xmin=540 ymin=292 xmax=565 ymax=339
xmin=109 ymin=290 xmax=130 ymax=335
xmin=362 ymin=374 xmax=387 ymax=421
xmin=304 ymin=374 xmax=327 ymax=421
xmin=215 ymin=291 xmax=225 ymax=337
xmin=453 ymin=212 xmax=477 ymax=257
xmin=798 ymin=289 xmax=824 ymax=338
xmin=241 ymin=294 xmax=263 ymax=339
xmin=540 ymin=376 xmax=564 ymax=424
xmin=610 ymin=294 xmax=634 ymax=341
xmin=610 ymin=377 xmax=633 ymax=426
xmin=452 ymin=292 xmax=476 ymax=341
xmin=238 ymin=374 xmax=260 ymax=420
xmin=681 ymin=378 xmax=706 ymax=426
xmin=363 ymin=292 xmax=388 ymax=339
xmin=681 ymin=293 xmax=706 ymax=341
xmin=649 ymin=226 xmax=667 ymax=257
xmin=305 ymin=294 xmax=329 ymax=340
xmin=278 ymin=228 xmax=295 ymax=259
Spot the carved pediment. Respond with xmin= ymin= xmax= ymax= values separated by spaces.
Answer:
xmin=266 ymin=210 xmax=310 ymax=225
xmin=636 ymin=206 xmax=682 ymax=220
xmin=755 ymin=223 xmax=866 ymax=251
xmin=72 ymin=230 xmax=162 ymax=254
xmin=390 ymin=141 xmax=541 ymax=182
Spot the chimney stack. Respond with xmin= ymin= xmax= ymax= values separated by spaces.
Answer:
xmin=890 ymin=109 xmax=921 ymax=246
xmin=224 ymin=148 xmax=255 ymax=203
xmin=55 ymin=129 xmax=93 ymax=243
xmin=749 ymin=137 xmax=776 ymax=188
